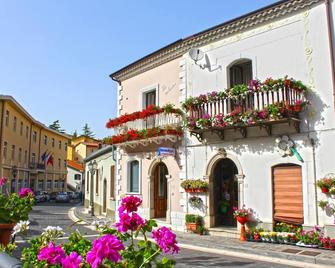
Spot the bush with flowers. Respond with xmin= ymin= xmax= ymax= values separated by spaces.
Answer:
xmin=0 ymin=177 xmax=35 ymax=224
xmin=21 ymin=195 xmax=179 ymax=267
xmin=232 ymin=206 xmax=252 ymax=218
xmin=296 ymin=226 xmax=323 ymax=246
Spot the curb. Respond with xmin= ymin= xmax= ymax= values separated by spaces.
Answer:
xmin=69 ymin=207 xmax=333 ymax=267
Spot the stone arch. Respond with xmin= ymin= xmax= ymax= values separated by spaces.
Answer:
xmin=204 ymin=149 xmax=245 ymax=228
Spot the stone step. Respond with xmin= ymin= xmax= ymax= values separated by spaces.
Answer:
xmin=208 ymin=227 xmax=239 ymax=238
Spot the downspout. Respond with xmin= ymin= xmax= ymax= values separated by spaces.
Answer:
xmin=310 ymin=138 xmax=319 ymax=225
xmin=325 ymin=0 xmax=335 ymax=110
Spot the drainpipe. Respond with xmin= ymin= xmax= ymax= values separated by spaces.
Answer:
xmin=325 ymin=0 xmax=335 ymax=110
xmin=310 ymin=138 xmax=319 ymax=225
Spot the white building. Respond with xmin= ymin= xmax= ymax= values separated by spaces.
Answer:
xmin=84 ymin=145 xmax=117 ymax=219
xmin=67 ymin=160 xmax=84 ymax=192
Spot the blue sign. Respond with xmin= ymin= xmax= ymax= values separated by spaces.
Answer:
xmin=158 ymin=147 xmax=175 ymax=157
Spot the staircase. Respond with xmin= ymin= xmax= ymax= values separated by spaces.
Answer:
xmin=208 ymin=227 xmax=239 ymax=238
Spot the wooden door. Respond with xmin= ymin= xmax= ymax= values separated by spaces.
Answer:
xmin=154 ymin=163 xmax=168 ymax=218
xmin=273 ymin=165 xmax=303 ymax=225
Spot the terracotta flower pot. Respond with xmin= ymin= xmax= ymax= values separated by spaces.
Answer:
xmin=236 ymin=216 xmax=248 ymax=225
xmin=321 ymin=187 xmax=329 ymax=193
xmin=185 ymin=222 xmax=198 ymax=232
xmin=0 ymin=223 xmax=15 ymax=246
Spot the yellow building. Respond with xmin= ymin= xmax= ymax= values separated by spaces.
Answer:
xmin=0 ymin=95 xmax=70 ymax=193
xmin=67 ymin=135 xmax=101 ymax=162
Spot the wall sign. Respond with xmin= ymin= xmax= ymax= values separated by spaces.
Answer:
xmin=157 ymin=147 xmax=175 ymax=157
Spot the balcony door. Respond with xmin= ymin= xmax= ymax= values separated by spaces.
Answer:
xmin=154 ymin=163 xmax=168 ymax=219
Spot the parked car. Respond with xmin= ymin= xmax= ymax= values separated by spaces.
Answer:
xmin=67 ymin=191 xmax=75 ymax=199
xmin=50 ymin=192 xmax=58 ymax=201
xmin=35 ymin=192 xmax=46 ymax=203
xmin=55 ymin=192 xmax=70 ymax=203
xmin=42 ymin=191 xmax=50 ymax=201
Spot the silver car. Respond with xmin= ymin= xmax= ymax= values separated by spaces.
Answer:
xmin=55 ymin=192 xmax=70 ymax=203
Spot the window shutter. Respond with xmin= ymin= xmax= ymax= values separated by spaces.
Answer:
xmin=110 ymin=166 xmax=115 ymax=198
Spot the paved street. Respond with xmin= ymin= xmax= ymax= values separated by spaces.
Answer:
xmin=13 ymin=203 xmax=295 ymax=268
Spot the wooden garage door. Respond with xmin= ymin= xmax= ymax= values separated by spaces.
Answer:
xmin=273 ymin=165 xmax=303 ymax=225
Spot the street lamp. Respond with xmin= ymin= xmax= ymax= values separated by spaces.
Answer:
xmin=88 ymin=160 xmax=97 ymax=216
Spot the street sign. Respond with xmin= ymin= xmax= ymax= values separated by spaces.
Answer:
xmin=158 ymin=147 xmax=175 ymax=157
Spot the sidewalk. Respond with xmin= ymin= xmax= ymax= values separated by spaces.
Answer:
xmin=73 ymin=206 xmax=335 ymax=267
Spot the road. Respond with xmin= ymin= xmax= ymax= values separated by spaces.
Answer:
xmin=15 ymin=203 xmax=293 ymax=268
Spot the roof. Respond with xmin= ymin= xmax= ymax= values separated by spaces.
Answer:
xmin=110 ymin=0 xmax=322 ymax=82
xmin=82 ymin=142 xmax=100 ymax=147
xmin=67 ymin=160 xmax=84 ymax=172
xmin=0 ymin=95 xmax=71 ymax=140
xmin=84 ymin=145 xmax=116 ymax=163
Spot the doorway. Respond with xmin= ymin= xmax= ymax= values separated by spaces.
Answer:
xmin=213 ymin=158 xmax=238 ymax=227
xmin=103 ymin=179 xmax=107 ymax=214
xmin=153 ymin=163 xmax=168 ymax=219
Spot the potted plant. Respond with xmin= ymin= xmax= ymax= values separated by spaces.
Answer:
xmin=188 ymin=196 xmax=203 ymax=208
xmin=196 ymin=225 xmax=206 ymax=236
xmin=329 ymin=239 xmax=335 ymax=250
xmin=0 ymin=177 xmax=35 ymax=246
xmin=319 ymin=237 xmax=330 ymax=249
xmin=233 ymin=206 xmax=253 ymax=241
xmin=218 ymin=200 xmax=229 ymax=214
xmin=181 ymin=179 xmax=208 ymax=193
xmin=185 ymin=214 xmax=202 ymax=232
xmin=316 ymin=177 xmax=334 ymax=193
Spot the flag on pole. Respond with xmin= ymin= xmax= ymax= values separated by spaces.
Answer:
xmin=47 ymin=154 xmax=54 ymax=166
xmin=41 ymin=150 xmax=49 ymax=162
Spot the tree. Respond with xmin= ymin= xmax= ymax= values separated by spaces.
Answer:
xmin=72 ymin=130 xmax=78 ymax=138
xmin=82 ymin=123 xmax=94 ymax=138
xmin=49 ymin=120 xmax=65 ymax=133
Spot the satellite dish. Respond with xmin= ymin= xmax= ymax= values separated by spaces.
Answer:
xmin=189 ymin=48 xmax=204 ymax=62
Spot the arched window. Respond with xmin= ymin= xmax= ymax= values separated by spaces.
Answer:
xmin=129 ymin=160 xmax=139 ymax=193
xmin=229 ymin=59 xmax=252 ymax=88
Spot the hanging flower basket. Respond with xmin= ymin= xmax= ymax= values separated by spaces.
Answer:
xmin=185 ymin=188 xmax=207 ymax=193
xmin=322 ymin=187 xmax=329 ymax=194
xmin=0 ymin=223 xmax=15 ymax=246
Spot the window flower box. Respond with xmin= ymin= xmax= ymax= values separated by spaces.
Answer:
xmin=181 ymin=179 xmax=208 ymax=193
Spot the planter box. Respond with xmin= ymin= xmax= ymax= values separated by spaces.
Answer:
xmin=185 ymin=189 xmax=207 ymax=193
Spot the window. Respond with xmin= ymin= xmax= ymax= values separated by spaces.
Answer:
xmin=24 ymin=150 xmax=28 ymax=164
xmin=65 ymin=142 xmax=67 ymax=151
xmin=129 ymin=160 xmax=139 ymax=193
xmin=18 ymin=148 xmax=22 ymax=162
xmin=47 ymin=180 xmax=52 ymax=189
xmin=33 ymin=131 xmax=37 ymax=143
xmin=54 ymin=180 xmax=58 ymax=189
xmin=32 ymin=153 xmax=36 ymax=164
xmin=110 ymin=166 xmax=115 ymax=198
xmin=20 ymin=122 xmax=23 ymax=136
xmin=44 ymin=135 xmax=48 ymax=145
xmin=38 ymin=180 xmax=43 ymax=190
xmin=58 ymin=158 xmax=61 ymax=168
xmin=52 ymin=138 xmax=55 ymax=147
xmin=144 ymin=90 xmax=156 ymax=108
xmin=86 ymin=171 xmax=89 ymax=192
xmin=3 ymin=142 xmax=7 ymax=159
xmin=5 ymin=110 xmax=9 ymax=127
xmin=95 ymin=169 xmax=99 ymax=195
xmin=11 ymin=145 xmax=15 ymax=160
xmin=59 ymin=141 xmax=62 ymax=149
xmin=229 ymin=60 xmax=252 ymax=88
xmin=26 ymin=126 xmax=29 ymax=139
xmin=13 ymin=116 xmax=17 ymax=132
xmin=74 ymin=174 xmax=81 ymax=181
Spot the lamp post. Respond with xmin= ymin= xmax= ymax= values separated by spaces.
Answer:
xmin=88 ymin=160 xmax=97 ymax=216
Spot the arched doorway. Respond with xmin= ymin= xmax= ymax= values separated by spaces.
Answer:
xmin=153 ymin=163 xmax=168 ymax=219
xmin=102 ymin=179 xmax=107 ymax=214
xmin=212 ymin=158 xmax=238 ymax=227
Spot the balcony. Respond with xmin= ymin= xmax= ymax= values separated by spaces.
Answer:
xmin=29 ymin=162 xmax=45 ymax=171
xmin=105 ymin=104 xmax=183 ymax=150
xmin=183 ymin=77 xmax=308 ymax=142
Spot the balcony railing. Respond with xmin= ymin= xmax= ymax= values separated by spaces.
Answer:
xmin=29 ymin=162 xmax=45 ymax=170
xmin=105 ymin=105 xmax=183 ymax=147
xmin=183 ymin=77 xmax=308 ymax=141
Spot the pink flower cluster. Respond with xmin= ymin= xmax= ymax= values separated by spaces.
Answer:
xmin=86 ymin=234 xmax=124 ymax=268
xmin=38 ymin=242 xmax=83 ymax=268
xmin=115 ymin=195 xmax=145 ymax=233
xmin=152 ymin=226 xmax=179 ymax=254
xmin=19 ymin=187 xmax=34 ymax=198
xmin=0 ymin=176 xmax=7 ymax=187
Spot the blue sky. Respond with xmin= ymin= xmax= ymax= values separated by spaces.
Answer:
xmin=0 ymin=0 xmax=277 ymax=138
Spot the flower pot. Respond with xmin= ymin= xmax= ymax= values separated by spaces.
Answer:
xmin=293 ymin=105 xmax=302 ymax=112
xmin=321 ymin=187 xmax=329 ymax=193
xmin=236 ymin=216 xmax=248 ymax=225
xmin=185 ymin=223 xmax=198 ymax=232
xmin=0 ymin=223 xmax=15 ymax=246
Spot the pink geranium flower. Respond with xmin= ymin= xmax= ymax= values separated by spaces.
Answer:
xmin=37 ymin=242 xmax=66 ymax=265
xmin=152 ymin=227 xmax=179 ymax=254
xmin=19 ymin=187 xmax=34 ymax=198
xmin=118 ymin=195 xmax=142 ymax=213
xmin=115 ymin=212 xmax=145 ymax=233
xmin=61 ymin=252 xmax=82 ymax=268
xmin=86 ymin=234 xmax=124 ymax=268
